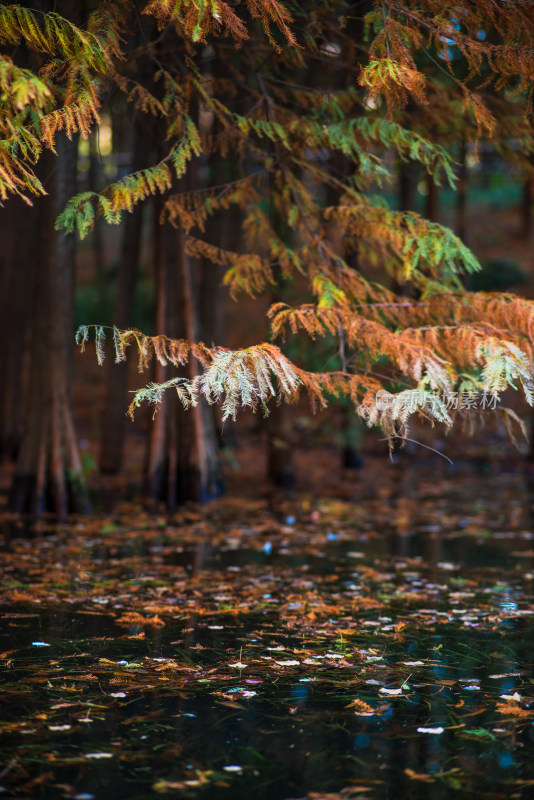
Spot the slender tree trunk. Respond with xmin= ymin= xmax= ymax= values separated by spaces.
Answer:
xmin=267 ymin=399 xmax=296 ymax=488
xmin=324 ymin=151 xmax=364 ymax=473
xmin=89 ymin=130 xmax=107 ymax=303
xmin=9 ymin=138 xmax=90 ymax=517
xmin=267 ymin=268 xmax=296 ymax=488
xmin=521 ymin=172 xmax=533 ymax=241
xmin=456 ymin=142 xmax=468 ymax=243
xmin=145 ymin=199 xmax=169 ymax=500
xmin=393 ymin=160 xmax=418 ymax=297
xmin=100 ymin=114 xmax=150 ymax=473
xmin=262 ymin=320 xmax=294 ymax=488
xmin=198 ymin=149 xmax=242 ymax=449
xmin=0 ymin=198 xmax=33 ymax=460
xmin=399 ymin=160 xmax=418 ymax=214
xmin=174 ymin=222 xmax=222 ymax=503
xmin=425 ymin=173 xmax=439 ymax=222
xmin=145 ymin=219 xmax=223 ymax=506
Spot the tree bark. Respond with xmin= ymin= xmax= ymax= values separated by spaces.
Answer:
xmin=9 ymin=137 xmax=90 ymax=517
xmin=0 ymin=198 xmax=33 ymax=460
xmin=393 ymin=159 xmax=418 ymax=297
xmin=266 ymin=263 xmax=296 ymax=488
xmin=521 ymin=171 xmax=533 ymax=241
xmin=267 ymin=400 xmax=296 ymax=488
xmin=100 ymin=113 xmax=151 ymax=473
xmin=145 ymin=219 xmax=223 ymax=506
xmin=456 ymin=142 xmax=468 ymax=244
xmin=399 ymin=160 xmax=418 ymax=213
xmin=88 ymin=130 xmax=107 ymax=305
xmin=425 ymin=173 xmax=439 ymax=222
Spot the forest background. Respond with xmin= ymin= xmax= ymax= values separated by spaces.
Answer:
xmin=1 ymin=0 xmax=534 ymax=520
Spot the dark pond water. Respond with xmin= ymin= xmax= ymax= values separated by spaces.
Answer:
xmin=1 ymin=466 xmax=534 ymax=799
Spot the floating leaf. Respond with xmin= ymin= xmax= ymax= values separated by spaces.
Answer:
xmin=500 ymin=692 xmax=521 ymax=702
xmin=405 ymin=769 xmax=435 ymax=783
xmin=417 ymin=726 xmax=444 ymax=734
xmin=84 ymin=752 xmax=114 ymax=759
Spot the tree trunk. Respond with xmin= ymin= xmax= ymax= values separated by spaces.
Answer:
xmin=0 ymin=198 xmax=33 ymax=460
xmin=394 ymin=160 xmax=418 ymax=297
xmin=267 ymin=400 xmax=296 ymax=488
xmin=425 ymin=173 xmax=439 ymax=222
xmin=456 ymin=142 xmax=468 ymax=243
xmin=9 ymin=138 xmax=90 ymax=517
xmin=145 ymin=219 xmax=223 ymax=506
xmin=521 ymin=172 xmax=533 ymax=241
xmin=100 ymin=113 xmax=151 ymax=473
xmin=399 ymin=160 xmax=418 ymax=213
xmin=198 ymin=145 xmax=242 ymax=449
xmin=266 ymin=265 xmax=296 ymax=487
xmin=88 ymin=130 xmax=107 ymax=306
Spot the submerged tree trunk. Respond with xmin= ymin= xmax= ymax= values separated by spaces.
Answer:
xmin=100 ymin=114 xmax=150 ymax=474
xmin=145 ymin=219 xmax=223 ymax=506
xmin=9 ymin=138 xmax=90 ymax=517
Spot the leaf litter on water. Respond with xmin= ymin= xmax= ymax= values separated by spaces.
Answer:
xmin=1 ymin=470 xmax=534 ymax=797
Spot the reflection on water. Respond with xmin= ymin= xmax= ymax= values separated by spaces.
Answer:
xmin=1 ymin=466 xmax=534 ymax=799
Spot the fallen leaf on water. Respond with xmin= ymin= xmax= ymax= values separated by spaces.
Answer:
xmin=115 ymin=612 xmax=165 ymax=628
xmin=346 ymin=699 xmax=375 ymax=714
xmin=496 ymin=702 xmax=532 ymax=717
xmin=84 ymin=752 xmax=113 ymax=759
xmin=417 ymin=727 xmax=444 ymax=734
xmin=379 ymin=688 xmax=402 ymax=696
xmin=405 ymin=769 xmax=435 ymax=783
xmin=488 ymin=672 xmax=524 ymax=679
xmin=153 ymin=780 xmax=201 ymax=792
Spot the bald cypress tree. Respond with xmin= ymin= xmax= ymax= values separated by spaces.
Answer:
xmin=3 ymin=1 xmax=534 ymax=514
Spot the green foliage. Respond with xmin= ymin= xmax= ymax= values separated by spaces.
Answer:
xmin=0 ymin=4 xmax=112 ymax=201
xmin=56 ymin=118 xmax=202 ymax=237
xmin=0 ymin=5 xmax=109 ymax=67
